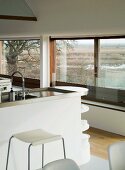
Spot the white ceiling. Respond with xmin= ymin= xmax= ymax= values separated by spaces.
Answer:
xmin=0 ymin=0 xmax=125 ymax=37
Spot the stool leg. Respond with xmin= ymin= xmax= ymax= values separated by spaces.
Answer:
xmin=28 ymin=144 xmax=32 ymax=170
xmin=42 ymin=144 xmax=44 ymax=168
xmin=6 ymin=136 xmax=14 ymax=170
xmin=62 ymin=138 xmax=66 ymax=159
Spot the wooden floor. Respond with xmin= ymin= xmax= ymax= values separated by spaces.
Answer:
xmin=85 ymin=127 xmax=125 ymax=160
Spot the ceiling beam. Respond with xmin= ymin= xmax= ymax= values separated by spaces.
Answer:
xmin=0 ymin=15 xmax=37 ymax=21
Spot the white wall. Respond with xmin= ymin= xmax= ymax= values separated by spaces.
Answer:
xmin=82 ymin=104 xmax=125 ymax=136
xmin=0 ymin=0 xmax=125 ymax=37
xmin=40 ymin=36 xmax=50 ymax=87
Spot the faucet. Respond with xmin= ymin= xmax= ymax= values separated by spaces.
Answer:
xmin=11 ymin=71 xmax=25 ymax=99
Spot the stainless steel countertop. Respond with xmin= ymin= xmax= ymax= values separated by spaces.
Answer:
xmin=0 ymin=87 xmax=80 ymax=108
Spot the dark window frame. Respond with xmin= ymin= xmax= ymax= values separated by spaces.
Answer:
xmin=50 ymin=36 xmax=125 ymax=108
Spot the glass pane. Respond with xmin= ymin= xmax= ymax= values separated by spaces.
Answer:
xmin=55 ymin=40 xmax=94 ymax=85
xmin=98 ymin=39 xmax=125 ymax=90
xmin=0 ymin=40 xmax=40 ymax=79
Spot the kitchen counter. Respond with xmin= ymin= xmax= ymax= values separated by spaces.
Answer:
xmin=0 ymin=87 xmax=78 ymax=108
xmin=55 ymin=86 xmax=88 ymax=96
xmin=0 ymin=87 xmax=90 ymax=170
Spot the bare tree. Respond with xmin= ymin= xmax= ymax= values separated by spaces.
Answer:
xmin=4 ymin=40 xmax=40 ymax=75
xmin=56 ymin=40 xmax=76 ymax=54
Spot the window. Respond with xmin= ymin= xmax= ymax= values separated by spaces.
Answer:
xmin=0 ymin=39 xmax=40 ymax=88
xmin=98 ymin=39 xmax=125 ymax=90
xmin=0 ymin=39 xmax=40 ymax=79
xmin=50 ymin=37 xmax=125 ymax=107
xmin=56 ymin=40 xmax=94 ymax=85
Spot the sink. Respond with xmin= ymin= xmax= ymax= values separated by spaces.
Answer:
xmin=24 ymin=94 xmax=38 ymax=99
xmin=1 ymin=92 xmax=38 ymax=102
xmin=15 ymin=94 xmax=38 ymax=100
xmin=0 ymin=87 xmax=73 ymax=104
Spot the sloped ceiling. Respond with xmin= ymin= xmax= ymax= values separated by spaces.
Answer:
xmin=0 ymin=0 xmax=125 ymax=37
xmin=0 ymin=0 xmax=37 ymax=21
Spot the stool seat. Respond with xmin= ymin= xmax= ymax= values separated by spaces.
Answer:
xmin=6 ymin=129 xmax=66 ymax=170
xmin=14 ymin=129 xmax=62 ymax=146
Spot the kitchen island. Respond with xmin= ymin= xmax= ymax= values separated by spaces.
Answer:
xmin=0 ymin=87 xmax=90 ymax=170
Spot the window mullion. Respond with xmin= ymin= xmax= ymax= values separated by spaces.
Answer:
xmin=50 ymin=39 xmax=56 ymax=86
xmin=94 ymin=38 xmax=99 ymax=86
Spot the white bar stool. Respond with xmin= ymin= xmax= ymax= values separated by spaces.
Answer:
xmin=6 ymin=129 xmax=66 ymax=170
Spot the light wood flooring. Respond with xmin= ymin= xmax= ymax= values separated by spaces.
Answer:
xmin=85 ymin=127 xmax=125 ymax=160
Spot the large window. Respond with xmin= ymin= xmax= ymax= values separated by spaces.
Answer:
xmin=0 ymin=39 xmax=40 ymax=79
xmin=98 ymin=39 xmax=125 ymax=90
xmin=56 ymin=40 xmax=94 ymax=85
xmin=50 ymin=37 xmax=125 ymax=107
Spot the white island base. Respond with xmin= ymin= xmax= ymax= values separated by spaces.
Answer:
xmin=0 ymin=92 xmax=90 ymax=170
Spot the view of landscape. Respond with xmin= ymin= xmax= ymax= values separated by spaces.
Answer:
xmin=56 ymin=40 xmax=94 ymax=86
xmin=0 ymin=40 xmax=40 ymax=79
xmin=99 ymin=39 xmax=125 ymax=90
xmin=55 ymin=39 xmax=125 ymax=90
xmin=0 ymin=39 xmax=125 ymax=91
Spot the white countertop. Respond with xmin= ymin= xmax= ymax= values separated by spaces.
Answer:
xmin=55 ymin=86 xmax=88 ymax=96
